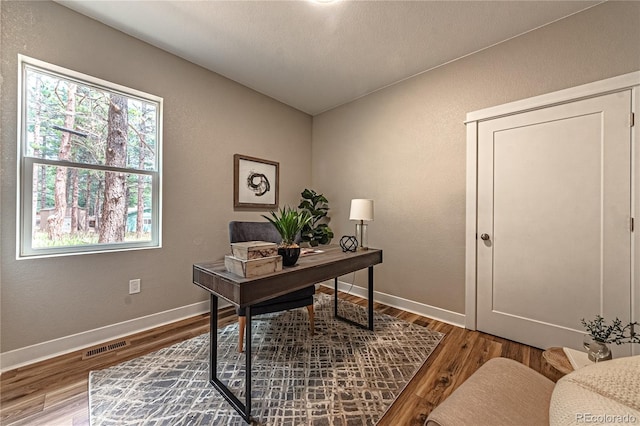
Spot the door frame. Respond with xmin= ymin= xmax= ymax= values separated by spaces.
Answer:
xmin=465 ymin=71 xmax=640 ymax=356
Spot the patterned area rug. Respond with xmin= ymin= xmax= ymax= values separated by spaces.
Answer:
xmin=89 ymin=293 xmax=444 ymax=425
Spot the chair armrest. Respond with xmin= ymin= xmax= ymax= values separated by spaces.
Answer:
xmin=426 ymin=357 xmax=554 ymax=426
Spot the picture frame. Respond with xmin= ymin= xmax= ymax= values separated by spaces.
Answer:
xmin=234 ymin=154 xmax=279 ymax=209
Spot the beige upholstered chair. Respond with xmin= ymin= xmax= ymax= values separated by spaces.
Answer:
xmin=426 ymin=355 xmax=640 ymax=426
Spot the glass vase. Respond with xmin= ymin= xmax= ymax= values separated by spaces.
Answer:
xmin=582 ymin=335 xmax=612 ymax=362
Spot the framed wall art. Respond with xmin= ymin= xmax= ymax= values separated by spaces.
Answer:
xmin=234 ymin=154 xmax=279 ymax=209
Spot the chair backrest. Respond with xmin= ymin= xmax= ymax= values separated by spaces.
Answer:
xmin=229 ymin=221 xmax=282 ymax=244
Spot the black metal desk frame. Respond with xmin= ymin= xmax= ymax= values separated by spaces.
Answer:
xmin=194 ymin=247 xmax=382 ymax=424
xmin=333 ymin=268 xmax=374 ymax=331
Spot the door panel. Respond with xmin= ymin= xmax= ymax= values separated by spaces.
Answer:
xmin=477 ymin=91 xmax=632 ymax=356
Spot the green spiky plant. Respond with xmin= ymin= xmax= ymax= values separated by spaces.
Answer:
xmin=298 ymin=189 xmax=334 ymax=247
xmin=262 ymin=206 xmax=312 ymax=248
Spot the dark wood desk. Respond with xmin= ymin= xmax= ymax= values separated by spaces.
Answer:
xmin=193 ymin=245 xmax=383 ymax=423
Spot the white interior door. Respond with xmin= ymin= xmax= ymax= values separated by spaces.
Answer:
xmin=477 ymin=90 xmax=632 ymax=356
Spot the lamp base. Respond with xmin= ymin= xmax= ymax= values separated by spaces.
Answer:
xmin=355 ymin=222 xmax=368 ymax=250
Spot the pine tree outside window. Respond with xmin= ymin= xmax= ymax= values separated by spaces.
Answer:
xmin=17 ymin=56 xmax=163 ymax=258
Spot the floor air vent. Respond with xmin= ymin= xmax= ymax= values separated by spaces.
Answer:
xmin=83 ymin=340 xmax=129 ymax=359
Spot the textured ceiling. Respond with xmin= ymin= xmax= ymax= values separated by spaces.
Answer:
xmin=56 ymin=0 xmax=601 ymax=115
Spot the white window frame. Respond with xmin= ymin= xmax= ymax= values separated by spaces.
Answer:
xmin=17 ymin=55 xmax=163 ymax=259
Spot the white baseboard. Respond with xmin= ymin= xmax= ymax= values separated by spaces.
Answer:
xmin=320 ymin=280 xmax=466 ymax=328
xmin=1 ymin=283 xmax=464 ymax=373
xmin=0 ymin=299 xmax=224 ymax=373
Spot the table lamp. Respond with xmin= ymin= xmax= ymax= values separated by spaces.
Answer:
xmin=349 ymin=199 xmax=374 ymax=250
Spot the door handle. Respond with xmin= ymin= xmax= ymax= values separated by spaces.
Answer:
xmin=480 ymin=233 xmax=490 ymax=241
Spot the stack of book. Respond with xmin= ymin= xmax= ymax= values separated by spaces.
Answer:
xmin=224 ymin=241 xmax=282 ymax=278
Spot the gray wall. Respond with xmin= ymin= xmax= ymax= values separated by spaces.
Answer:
xmin=1 ymin=1 xmax=312 ymax=352
xmin=2 ymin=0 xmax=640 ymax=356
xmin=312 ymin=1 xmax=640 ymax=314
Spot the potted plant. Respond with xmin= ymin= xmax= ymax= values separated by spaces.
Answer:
xmin=262 ymin=206 xmax=311 ymax=266
xmin=298 ymin=188 xmax=334 ymax=247
xmin=581 ymin=315 xmax=639 ymax=362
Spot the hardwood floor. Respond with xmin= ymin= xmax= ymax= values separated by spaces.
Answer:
xmin=1 ymin=287 xmax=552 ymax=425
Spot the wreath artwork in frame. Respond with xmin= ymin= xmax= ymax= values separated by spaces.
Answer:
xmin=234 ymin=154 xmax=279 ymax=209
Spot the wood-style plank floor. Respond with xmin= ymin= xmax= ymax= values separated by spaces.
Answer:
xmin=1 ymin=287 xmax=554 ymax=425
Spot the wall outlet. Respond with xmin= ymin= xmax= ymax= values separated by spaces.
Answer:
xmin=129 ymin=279 xmax=141 ymax=294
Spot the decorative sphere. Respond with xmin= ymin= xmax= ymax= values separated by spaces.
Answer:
xmin=340 ymin=235 xmax=358 ymax=252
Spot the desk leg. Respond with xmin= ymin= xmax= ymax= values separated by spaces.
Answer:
xmin=368 ymin=266 xmax=374 ymax=331
xmin=334 ymin=277 xmax=338 ymax=318
xmin=209 ymin=294 xmax=218 ymax=384
xmin=245 ymin=306 xmax=252 ymax=421
xmin=208 ymin=294 xmax=253 ymax=424
xmin=334 ymin=268 xmax=375 ymax=331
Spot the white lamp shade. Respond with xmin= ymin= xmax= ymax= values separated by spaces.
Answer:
xmin=349 ymin=199 xmax=374 ymax=221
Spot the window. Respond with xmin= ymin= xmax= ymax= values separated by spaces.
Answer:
xmin=18 ymin=56 xmax=162 ymax=258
